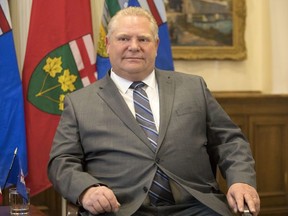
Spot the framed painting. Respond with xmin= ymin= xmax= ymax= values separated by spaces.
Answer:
xmin=166 ymin=0 xmax=246 ymax=60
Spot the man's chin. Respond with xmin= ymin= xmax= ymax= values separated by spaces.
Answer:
xmin=123 ymin=63 xmax=145 ymax=71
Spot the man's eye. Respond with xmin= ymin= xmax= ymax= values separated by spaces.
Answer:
xmin=139 ymin=38 xmax=149 ymax=42
xmin=119 ymin=37 xmax=129 ymax=41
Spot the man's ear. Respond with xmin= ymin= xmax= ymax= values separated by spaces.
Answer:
xmin=155 ymin=38 xmax=160 ymax=56
xmin=105 ymin=36 xmax=110 ymax=54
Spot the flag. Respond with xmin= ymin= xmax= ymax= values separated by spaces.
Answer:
xmin=5 ymin=149 xmax=29 ymax=202
xmin=22 ymin=0 xmax=96 ymax=196
xmin=0 ymin=0 xmax=28 ymax=201
xmin=96 ymin=0 xmax=174 ymax=79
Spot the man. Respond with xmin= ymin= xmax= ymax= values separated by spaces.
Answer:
xmin=48 ymin=7 xmax=260 ymax=216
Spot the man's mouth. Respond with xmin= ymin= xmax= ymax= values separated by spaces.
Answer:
xmin=125 ymin=57 xmax=143 ymax=60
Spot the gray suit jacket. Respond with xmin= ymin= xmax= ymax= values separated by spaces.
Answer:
xmin=48 ymin=69 xmax=256 ymax=216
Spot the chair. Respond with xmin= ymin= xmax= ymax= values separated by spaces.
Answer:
xmin=66 ymin=201 xmax=79 ymax=216
xmin=65 ymin=201 xmax=252 ymax=216
xmin=242 ymin=205 xmax=253 ymax=216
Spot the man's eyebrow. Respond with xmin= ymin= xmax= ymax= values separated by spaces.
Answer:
xmin=116 ymin=33 xmax=152 ymax=37
xmin=116 ymin=33 xmax=130 ymax=37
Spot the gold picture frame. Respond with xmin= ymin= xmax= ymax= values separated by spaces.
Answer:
xmin=166 ymin=0 xmax=246 ymax=60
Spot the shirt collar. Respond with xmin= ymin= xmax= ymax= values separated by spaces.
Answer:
xmin=110 ymin=69 xmax=157 ymax=94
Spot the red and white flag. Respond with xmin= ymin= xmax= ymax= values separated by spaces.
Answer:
xmin=22 ymin=0 xmax=97 ymax=196
xmin=0 ymin=1 xmax=11 ymax=34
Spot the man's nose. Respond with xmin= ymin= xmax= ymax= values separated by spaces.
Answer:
xmin=128 ymin=39 xmax=140 ymax=51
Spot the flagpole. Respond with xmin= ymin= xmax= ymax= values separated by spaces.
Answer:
xmin=1 ymin=147 xmax=18 ymax=190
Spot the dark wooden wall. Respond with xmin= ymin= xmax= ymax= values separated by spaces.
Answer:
xmin=215 ymin=92 xmax=288 ymax=216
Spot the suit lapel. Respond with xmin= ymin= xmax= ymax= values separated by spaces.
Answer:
xmin=96 ymin=75 xmax=155 ymax=152
xmin=156 ymin=70 xmax=175 ymax=149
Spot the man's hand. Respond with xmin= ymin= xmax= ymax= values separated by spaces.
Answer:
xmin=80 ymin=186 xmax=120 ymax=215
xmin=227 ymin=183 xmax=260 ymax=216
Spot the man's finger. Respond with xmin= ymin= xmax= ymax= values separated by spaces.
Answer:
xmin=226 ymin=193 xmax=238 ymax=213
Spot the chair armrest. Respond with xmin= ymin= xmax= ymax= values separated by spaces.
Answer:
xmin=66 ymin=201 xmax=79 ymax=216
xmin=241 ymin=204 xmax=252 ymax=216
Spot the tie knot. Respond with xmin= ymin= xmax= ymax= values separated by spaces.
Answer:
xmin=130 ymin=81 xmax=146 ymax=90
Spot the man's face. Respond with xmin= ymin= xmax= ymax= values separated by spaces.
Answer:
xmin=106 ymin=15 xmax=159 ymax=81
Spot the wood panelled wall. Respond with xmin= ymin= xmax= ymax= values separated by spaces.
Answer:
xmin=214 ymin=92 xmax=288 ymax=216
xmin=3 ymin=93 xmax=288 ymax=216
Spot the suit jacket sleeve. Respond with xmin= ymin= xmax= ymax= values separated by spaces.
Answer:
xmin=47 ymin=93 xmax=102 ymax=204
xmin=200 ymin=78 xmax=256 ymax=188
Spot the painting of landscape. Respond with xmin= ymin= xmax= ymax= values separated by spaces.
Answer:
xmin=166 ymin=0 xmax=233 ymax=46
xmin=165 ymin=0 xmax=246 ymax=60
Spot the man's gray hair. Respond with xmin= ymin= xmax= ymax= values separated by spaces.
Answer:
xmin=107 ymin=7 xmax=159 ymax=40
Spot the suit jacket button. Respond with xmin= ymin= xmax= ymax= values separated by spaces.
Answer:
xmin=155 ymin=158 xmax=160 ymax=163
xmin=143 ymin=186 xmax=148 ymax=193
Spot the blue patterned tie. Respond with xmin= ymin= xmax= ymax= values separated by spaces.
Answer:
xmin=130 ymin=81 xmax=175 ymax=206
